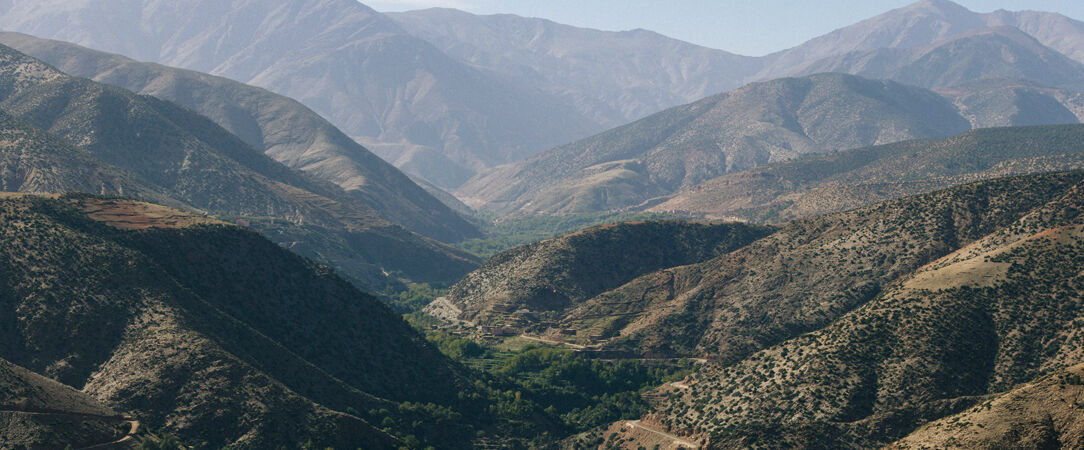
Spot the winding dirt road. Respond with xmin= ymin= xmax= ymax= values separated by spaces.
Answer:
xmin=622 ymin=420 xmax=700 ymax=448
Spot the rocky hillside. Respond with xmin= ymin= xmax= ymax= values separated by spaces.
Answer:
xmin=458 ymin=73 xmax=970 ymax=215
xmin=0 ymin=193 xmax=502 ymax=447
xmin=890 ymin=363 xmax=1084 ymax=449
xmin=0 ymin=356 xmax=136 ymax=448
xmin=543 ymin=171 xmax=1084 ymax=359
xmin=437 ymin=221 xmax=772 ymax=331
xmin=651 ymin=124 xmax=1084 ymax=223
xmin=642 ymin=170 xmax=1084 ymax=448
xmin=0 ymin=31 xmax=479 ymax=243
xmin=0 ymin=43 xmax=478 ymax=292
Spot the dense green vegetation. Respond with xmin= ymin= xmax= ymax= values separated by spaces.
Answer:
xmin=457 ymin=211 xmax=675 ymax=258
xmin=409 ymin=318 xmax=694 ymax=439
xmin=383 ymin=283 xmax=449 ymax=313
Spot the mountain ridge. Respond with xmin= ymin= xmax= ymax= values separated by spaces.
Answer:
xmin=0 ymin=42 xmax=479 ymax=292
xmin=0 ymin=31 xmax=481 ymax=242
xmin=457 ymin=72 xmax=972 ymax=215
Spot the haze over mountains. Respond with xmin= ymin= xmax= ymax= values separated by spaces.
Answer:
xmin=0 ymin=31 xmax=479 ymax=243
xmin=0 ymin=42 xmax=478 ymax=292
xmin=4 ymin=0 xmax=1083 ymax=192
xmin=459 ymin=73 xmax=976 ymax=215
xmin=0 ymin=0 xmax=599 ymax=189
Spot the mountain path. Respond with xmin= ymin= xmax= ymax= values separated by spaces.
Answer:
xmin=0 ymin=408 xmax=140 ymax=449
xmin=516 ymin=334 xmax=585 ymax=349
xmin=622 ymin=420 xmax=700 ymax=448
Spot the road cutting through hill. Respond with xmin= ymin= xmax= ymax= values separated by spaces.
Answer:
xmin=0 ymin=408 xmax=140 ymax=449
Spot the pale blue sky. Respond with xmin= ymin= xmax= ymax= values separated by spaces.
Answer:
xmin=365 ymin=0 xmax=1084 ymax=56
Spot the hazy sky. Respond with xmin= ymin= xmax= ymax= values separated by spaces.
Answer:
xmin=365 ymin=0 xmax=1084 ymax=56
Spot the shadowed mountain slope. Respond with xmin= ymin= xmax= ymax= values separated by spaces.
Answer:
xmin=0 ymin=42 xmax=478 ymax=292
xmin=0 ymin=31 xmax=480 ymax=242
xmin=0 ymin=194 xmax=501 ymax=447
xmin=436 ymin=221 xmax=773 ymax=331
xmin=0 ymin=356 xmax=135 ymax=448
xmin=458 ymin=73 xmax=970 ymax=215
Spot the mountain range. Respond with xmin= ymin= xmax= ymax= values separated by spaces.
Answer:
xmin=645 ymin=170 xmax=1084 ymax=447
xmin=0 ymin=31 xmax=479 ymax=243
xmin=457 ymin=73 xmax=975 ymax=215
xmin=2 ymin=0 xmax=1084 ymax=447
xmin=0 ymin=42 xmax=478 ymax=292
xmin=651 ymin=124 xmax=1084 ymax=222
xmin=0 ymin=0 xmax=600 ymax=189
xmin=450 ymin=169 xmax=1084 ymax=448
xmin=4 ymin=0 xmax=1083 ymax=191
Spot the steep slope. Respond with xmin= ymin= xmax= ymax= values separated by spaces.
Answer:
xmin=0 ymin=0 xmax=599 ymax=189
xmin=0 ymin=42 xmax=478 ymax=291
xmin=0 ymin=193 xmax=504 ymax=447
xmin=436 ymin=221 xmax=773 ymax=331
xmin=0 ymin=31 xmax=479 ymax=242
xmin=890 ymin=363 xmax=1084 ymax=449
xmin=388 ymin=8 xmax=762 ymax=129
xmin=459 ymin=73 xmax=970 ymax=215
xmin=652 ymin=125 xmax=1084 ymax=223
xmin=789 ymin=27 xmax=1084 ymax=90
xmin=643 ymin=171 xmax=1084 ymax=448
xmin=0 ymin=357 xmax=136 ymax=448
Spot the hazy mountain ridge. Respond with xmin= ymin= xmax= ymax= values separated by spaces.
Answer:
xmin=388 ymin=8 xmax=762 ymax=129
xmin=458 ymin=73 xmax=972 ymax=215
xmin=0 ymin=0 xmax=600 ymax=189
xmin=942 ymin=77 xmax=1084 ymax=128
xmin=0 ymin=43 xmax=478 ymax=291
xmin=651 ymin=124 xmax=1084 ymax=222
xmin=758 ymin=0 xmax=1084 ymax=79
xmin=787 ymin=26 xmax=1084 ymax=90
xmin=0 ymin=31 xmax=480 ymax=242
xmin=3 ymin=0 xmax=1084 ymax=192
